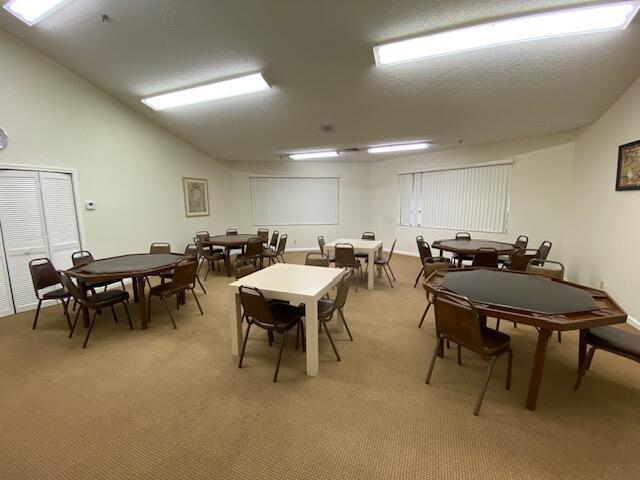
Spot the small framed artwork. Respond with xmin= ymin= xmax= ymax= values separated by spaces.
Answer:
xmin=182 ymin=177 xmax=210 ymax=217
xmin=616 ymin=139 xmax=640 ymax=191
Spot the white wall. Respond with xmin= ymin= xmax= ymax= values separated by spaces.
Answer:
xmin=0 ymin=28 xmax=231 ymax=257
xmin=567 ymin=77 xmax=640 ymax=323
xmin=225 ymin=161 xmax=371 ymax=249
xmin=369 ymin=133 xmax=577 ymax=262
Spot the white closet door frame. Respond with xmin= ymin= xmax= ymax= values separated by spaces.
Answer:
xmin=0 ymin=228 xmax=14 ymax=317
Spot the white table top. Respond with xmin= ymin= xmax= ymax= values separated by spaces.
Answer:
xmin=228 ymin=263 xmax=345 ymax=299
xmin=324 ymin=238 xmax=383 ymax=251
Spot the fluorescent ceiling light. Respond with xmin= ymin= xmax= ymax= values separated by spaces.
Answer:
xmin=374 ymin=1 xmax=640 ymax=66
xmin=3 ymin=0 xmax=75 ymax=26
xmin=368 ymin=142 xmax=429 ymax=154
xmin=289 ymin=151 xmax=340 ymax=160
xmin=141 ymin=73 xmax=271 ymax=111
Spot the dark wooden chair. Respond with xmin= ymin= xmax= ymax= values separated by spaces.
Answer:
xmin=265 ymin=230 xmax=279 ymax=253
xmin=507 ymin=250 xmax=540 ymax=271
xmin=60 ymin=271 xmax=131 ymax=348
xmin=195 ymin=231 xmax=223 ymax=255
xmin=452 ymin=232 xmax=474 ymax=265
xmin=537 ymin=241 xmax=553 ymax=261
xmin=499 ymin=235 xmax=528 ymax=267
xmin=317 ymin=235 xmax=335 ymax=263
xmin=305 ymin=252 xmax=330 ymax=267
xmin=472 ymin=247 xmax=498 ymax=268
xmin=160 ymin=244 xmax=207 ymax=293
xmin=238 ymin=285 xmax=306 ymax=382
xmin=425 ymin=294 xmax=513 ymax=416
xmin=234 ymin=259 xmax=257 ymax=280
xmin=355 ymin=232 xmax=375 ymax=260
xmin=28 ymin=258 xmax=72 ymax=331
xmin=334 ymin=243 xmax=362 ymax=292
xmin=257 ymin=228 xmax=269 ymax=246
xmin=237 ymin=236 xmax=264 ymax=268
xmin=261 ymin=234 xmax=287 ymax=265
xmin=72 ymin=250 xmax=126 ymax=292
xmin=147 ymin=242 xmax=172 ymax=287
xmin=418 ymin=259 xmax=451 ymax=328
xmin=574 ymin=326 xmax=640 ymax=390
xmin=195 ymin=240 xmax=226 ymax=279
xmin=365 ymin=239 xmax=397 ymax=287
xmin=414 ymin=239 xmax=449 ymax=287
xmin=148 ymin=259 xmax=203 ymax=329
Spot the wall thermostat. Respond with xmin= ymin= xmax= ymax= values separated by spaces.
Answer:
xmin=85 ymin=201 xmax=96 ymax=210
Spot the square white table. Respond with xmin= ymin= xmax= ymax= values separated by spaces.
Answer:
xmin=228 ymin=263 xmax=346 ymax=376
xmin=324 ymin=238 xmax=383 ymax=290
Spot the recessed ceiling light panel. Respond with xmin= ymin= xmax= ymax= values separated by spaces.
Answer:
xmin=141 ymin=73 xmax=271 ymax=111
xmin=374 ymin=1 xmax=640 ymax=66
xmin=3 ymin=0 xmax=76 ymax=26
xmin=367 ymin=142 xmax=429 ymax=154
xmin=289 ymin=151 xmax=340 ymax=160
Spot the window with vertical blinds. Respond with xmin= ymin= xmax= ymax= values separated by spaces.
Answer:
xmin=397 ymin=161 xmax=512 ymax=233
xmin=250 ymin=176 xmax=339 ymax=225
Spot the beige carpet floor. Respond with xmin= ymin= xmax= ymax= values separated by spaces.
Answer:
xmin=1 ymin=252 xmax=639 ymax=480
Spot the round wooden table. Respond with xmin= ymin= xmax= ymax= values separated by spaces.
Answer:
xmin=432 ymin=239 xmax=516 ymax=266
xmin=66 ymin=253 xmax=182 ymax=329
xmin=206 ymin=234 xmax=261 ymax=276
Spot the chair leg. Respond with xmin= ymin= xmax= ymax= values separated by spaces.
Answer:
xmin=72 ymin=298 xmax=77 ymax=312
xmin=338 ymin=309 xmax=353 ymax=341
xmin=123 ymin=302 xmax=133 ymax=330
xmin=62 ymin=298 xmax=72 ymax=331
xmin=32 ymin=299 xmax=43 ymax=330
xmin=273 ymin=331 xmax=288 ymax=382
xmin=321 ymin=321 xmax=341 ymax=361
xmin=474 ymin=356 xmax=498 ymax=416
xmin=495 ymin=319 xmax=500 ymax=331
xmin=586 ymin=346 xmax=596 ymax=370
xmin=110 ymin=305 xmax=119 ymax=323
xmin=238 ymin=323 xmax=252 ymax=368
xmin=414 ymin=266 xmax=424 ymax=288
xmin=204 ymin=262 xmax=210 ymax=280
xmin=147 ymin=294 xmax=152 ymax=324
xmin=506 ymin=349 xmax=513 ymax=391
xmin=120 ymin=280 xmax=126 ymax=291
xmin=267 ymin=330 xmax=274 ymax=347
xmin=196 ymin=275 xmax=207 ymax=294
xmin=457 ymin=343 xmax=462 ymax=366
xmin=557 ymin=331 xmax=562 ymax=343
xmin=425 ymin=336 xmax=443 ymax=384
xmin=418 ymin=302 xmax=431 ymax=328
xmin=161 ymin=297 xmax=177 ymax=329
xmin=69 ymin=309 xmax=81 ymax=338
xmin=574 ymin=346 xmax=596 ymax=390
xmin=387 ymin=264 xmax=396 ymax=282
xmin=191 ymin=289 xmax=204 ymax=315
xmin=383 ymin=264 xmax=393 ymax=288
xmin=82 ymin=310 xmax=99 ymax=348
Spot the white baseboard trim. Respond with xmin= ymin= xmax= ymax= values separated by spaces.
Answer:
xmin=627 ymin=316 xmax=640 ymax=331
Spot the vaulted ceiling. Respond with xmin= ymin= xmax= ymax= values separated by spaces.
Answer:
xmin=2 ymin=0 xmax=640 ymax=162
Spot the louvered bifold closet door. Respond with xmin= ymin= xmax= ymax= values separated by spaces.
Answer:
xmin=0 ymin=232 xmax=15 ymax=317
xmin=0 ymin=170 xmax=50 ymax=313
xmin=39 ymin=172 xmax=80 ymax=271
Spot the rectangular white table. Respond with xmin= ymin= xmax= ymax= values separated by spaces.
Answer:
xmin=228 ymin=263 xmax=346 ymax=376
xmin=324 ymin=238 xmax=383 ymax=290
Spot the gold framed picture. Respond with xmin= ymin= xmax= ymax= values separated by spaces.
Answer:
xmin=616 ymin=140 xmax=640 ymax=191
xmin=182 ymin=177 xmax=210 ymax=217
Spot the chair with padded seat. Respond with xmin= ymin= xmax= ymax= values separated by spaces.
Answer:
xmin=160 ymin=244 xmax=207 ymax=293
xmin=234 ymin=259 xmax=257 ymax=280
xmin=537 ymin=241 xmax=553 ymax=261
xmin=195 ymin=240 xmax=226 ymax=279
xmin=414 ymin=239 xmax=450 ymax=288
xmin=238 ymin=285 xmax=306 ymax=382
xmin=365 ymin=239 xmax=397 ymax=287
xmin=148 ymin=259 xmax=203 ymax=329
xmin=472 ymin=248 xmax=499 ymax=268
xmin=60 ymin=271 xmax=131 ymax=348
xmin=317 ymin=236 xmax=335 ymax=263
xmin=355 ymin=232 xmax=376 ymax=260
xmin=265 ymin=230 xmax=279 ymax=253
xmin=261 ymin=234 xmax=287 ymax=265
xmin=72 ymin=250 xmax=126 ymax=293
xmin=334 ymin=243 xmax=362 ymax=292
xmin=425 ymin=293 xmax=513 ymax=416
xmin=237 ymin=236 xmax=264 ymax=268
xmin=195 ymin=231 xmax=223 ymax=256
xmin=257 ymin=228 xmax=269 ymax=246
xmin=499 ymin=235 xmax=528 ymax=267
xmin=418 ymin=259 xmax=451 ymax=328
xmin=574 ymin=326 xmax=640 ymax=390
xmin=146 ymin=242 xmax=172 ymax=287
xmin=305 ymin=252 xmax=330 ymax=267
xmin=28 ymin=258 xmax=72 ymax=331
xmin=507 ymin=250 xmax=540 ymax=271
xmin=452 ymin=232 xmax=474 ymax=266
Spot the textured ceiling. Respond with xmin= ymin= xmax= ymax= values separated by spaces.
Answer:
xmin=1 ymin=0 xmax=640 ymax=162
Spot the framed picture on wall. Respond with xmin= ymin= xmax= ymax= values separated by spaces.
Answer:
xmin=616 ymin=139 xmax=640 ymax=191
xmin=182 ymin=177 xmax=210 ymax=216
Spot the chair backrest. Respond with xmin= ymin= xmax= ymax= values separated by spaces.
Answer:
xmin=29 ymin=258 xmax=62 ymax=293
xmin=514 ymin=235 xmax=528 ymax=253
xmin=455 ymin=232 xmax=471 ymax=240
xmin=195 ymin=231 xmax=210 ymax=243
xmin=235 ymin=260 xmax=257 ymax=280
xmin=58 ymin=271 xmax=86 ymax=303
xmin=472 ymin=248 xmax=498 ymax=268
xmin=244 ymin=237 xmax=264 ymax=257
xmin=150 ymin=242 xmax=171 ymax=254
xmin=226 ymin=229 xmax=238 ymax=235
xmin=434 ymin=294 xmax=486 ymax=355
xmin=361 ymin=232 xmax=375 ymax=240
xmin=269 ymin=230 xmax=279 ymax=248
xmin=416 ymin=235 xmax=424 ymax=246
xmin=257 ymin=228 xmax=269 ymax=242
xmin=276 ymin=234 xmax=288 ymax=254
xmin=183 ymin=243 xmax=198 ymax=260
xmin=334 ymin=243 xmax=356 ymax=266
xmin=527 ymin=259 xmax=564 ymax=279
xmin=422 ymin=259 xmax=449 ymax=280
xmin=239 ymin=285 xmax=275 ymax=328
xmin=333 ymin=272 xmax=352 ymax=310
xmin=317 ymin=235 xmax=326 ymax=254
xmin=417 ymin=240 xmax=434 ymax=263
xmin=171 ymin=259 xmax=198 ymax=289
xmin=538 ymin=241 xmax=552 ymax=261
xmin=386 ymin=239 xmax=397 ymax=260
xmin=71 ymin=250 xmax=94 ymax=267
xmin=305 ymin=252 xmax=330 ymax=267
xmin=509 ymin=251 xmax=539 ymax=271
